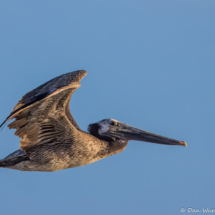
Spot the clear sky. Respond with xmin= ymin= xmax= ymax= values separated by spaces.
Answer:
xmin=0 ymin=1 xmax=214 ymax=215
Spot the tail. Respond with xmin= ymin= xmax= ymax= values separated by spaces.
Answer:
xmin=0 ymin=150 xmax=29 ymax=167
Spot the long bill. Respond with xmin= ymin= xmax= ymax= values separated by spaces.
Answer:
xmin=108 ymin=122 xmax=187 ymax=147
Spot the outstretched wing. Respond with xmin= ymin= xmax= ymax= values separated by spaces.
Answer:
xmin=0 ymin=70 xmax=87 ymax=151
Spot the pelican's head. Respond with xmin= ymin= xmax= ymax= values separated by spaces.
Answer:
xmin=88 ymin=119 xmax=187 ymax=146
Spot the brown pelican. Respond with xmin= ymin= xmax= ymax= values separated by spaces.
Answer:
xmin=0 ymin=70 xmax=187 ymax=172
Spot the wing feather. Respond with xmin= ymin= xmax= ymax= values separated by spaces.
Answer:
xmin=0 ymin=70 xmax=87 ymax=151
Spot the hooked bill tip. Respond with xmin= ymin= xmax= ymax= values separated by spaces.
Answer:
xmin=180 ymin=141 xmax=187 ymax=147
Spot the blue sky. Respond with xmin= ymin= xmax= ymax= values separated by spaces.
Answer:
xmin=0 ymin=1 xmax=214 ymax=215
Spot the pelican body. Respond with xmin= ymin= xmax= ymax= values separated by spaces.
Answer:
xmin=0 ymin=70 xmax=186 ymax=172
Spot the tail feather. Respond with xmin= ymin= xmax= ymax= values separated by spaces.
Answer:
xmin=0 ymin=150 xmax=29 ymax=167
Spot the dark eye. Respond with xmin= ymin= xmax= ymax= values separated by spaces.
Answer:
xmin=110 ymin=121 xmax=115 ymax=125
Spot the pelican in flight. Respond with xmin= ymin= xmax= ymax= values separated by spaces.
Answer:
xmin=0 ymin=70 xmax=187 ymax=172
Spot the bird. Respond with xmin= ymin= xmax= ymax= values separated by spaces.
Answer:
xmin=0 ymin=70 xmax=187 ymax=172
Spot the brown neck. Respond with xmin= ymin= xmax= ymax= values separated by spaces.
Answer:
xmin=107 ymin=140 xmax=129 ymax=156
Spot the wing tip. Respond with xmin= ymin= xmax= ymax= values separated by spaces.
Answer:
xmin=0 ymin=119 xmax=7 ymax=129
